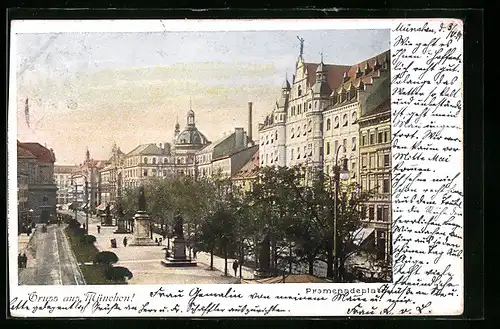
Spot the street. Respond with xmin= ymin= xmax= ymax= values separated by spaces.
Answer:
xmin=18 ymin=224 xmax=85 ymax=285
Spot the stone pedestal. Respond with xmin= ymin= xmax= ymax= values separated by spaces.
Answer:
xmin=129 ymin=211 xmax=156 ymax=246
xmin=161 ymin=237 xmax=197 ymax=267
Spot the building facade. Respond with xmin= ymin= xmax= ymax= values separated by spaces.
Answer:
xmin=358 ymin=99 xmax=392 ymax=261
xmin=74 ymin=149 xmax=109 ymax=213
xmin=258 ymin=47 xmax=392 ymax=262
xmin=17 ymin=141 xmax=57 ymax=224
xmin=54 ymin=164 xmax=78 ymax=206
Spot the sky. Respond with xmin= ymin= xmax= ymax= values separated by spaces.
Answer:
xmin=14 ymin=28 xmax=389 ymax=165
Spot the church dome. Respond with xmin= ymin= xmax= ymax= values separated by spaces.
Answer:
xmin=174 ymin=108 xmax=209 ymax=146
xmin=175 ymin=128 xmax=209 ymax=146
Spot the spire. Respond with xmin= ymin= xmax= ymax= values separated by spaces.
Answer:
xmin=86 ymin=148 xmax=90 ymax=161
xmin=320 ymin=49 xmax=324 ymax=64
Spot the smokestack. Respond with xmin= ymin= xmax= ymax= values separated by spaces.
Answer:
xmin=248 ymin=102 xmax=253 ymax=144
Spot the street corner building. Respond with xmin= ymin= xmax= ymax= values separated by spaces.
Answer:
xmin=258 ymin=47 xmax=392 ymax=266
xmin=17 ymin=141 xmax=57 ymax=228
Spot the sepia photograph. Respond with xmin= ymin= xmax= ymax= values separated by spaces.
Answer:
xmin=14 ymin=27 xmax=393 ymax=287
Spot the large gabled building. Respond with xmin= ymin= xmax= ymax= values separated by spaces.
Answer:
xmin=17 ymin=141 xmax=57 ymax=224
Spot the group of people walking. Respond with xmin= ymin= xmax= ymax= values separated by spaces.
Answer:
xmin=18 ymin=253 xmax=28 ymax=269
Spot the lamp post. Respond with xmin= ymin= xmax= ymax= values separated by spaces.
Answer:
xmin=328 ymin=145 xmax=349 ymax=281
xmin=85 ymin=180 xmax=89 ymax=235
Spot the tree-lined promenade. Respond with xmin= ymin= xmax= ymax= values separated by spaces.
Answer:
xmin=119 ymin=165 xmax=391 ymax=283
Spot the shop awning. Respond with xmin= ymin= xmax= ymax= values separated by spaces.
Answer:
xmin=352 ymin=227 xmax=375 ymax=246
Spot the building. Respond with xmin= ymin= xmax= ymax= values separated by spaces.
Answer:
xmin=196 ymin=127 xmax=253 ymax=179
xmin=323 ymin=51 xmax=390 ymax=180
xmin=231 ymin=147 xmax=259 ymax=193
xmin=98 ymin=143 xmax=125 ymax=208
xmin=121 ymin=142 xmax=172 ymax=189
xmin=258 ymin=52 xmax=352 ymax=170
xmin=257 ymin=46 xmax=392 ymax=263
xmin=358 ymin=98 xmax=392 ymax=261
xmin=17 ymin=141 xmax=57 ymax=224
xmin=74 ymin=149 xmax=109 ymax=213
xmin=173 ymin=109 xmax=211 ymax=177
xmin=54 ymin=164 xmax=78 ymax=206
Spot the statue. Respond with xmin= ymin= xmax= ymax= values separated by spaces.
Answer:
xmin=297 ymin=36 xmax=305 ymax=58
xmin=173 ymin=210 xmax=184 ymax=238
xmin=105 ymin=203 xmax=111 ymax=217
xmin=138 ymin=185 xmax=146 ymax=211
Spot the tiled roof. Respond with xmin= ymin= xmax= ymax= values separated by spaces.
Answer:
xmin=126 ymin=143 xmax=164 ymax=156
xmin=334 ymin=50 xmax=390 ymax=93
xmin=17 ymin=145 xmax=36 ymax=158
xmin=18 ymin=142 xmax=55 ymax=163
xmin=305 ymin=63 xmax=351 ymax=91
xmin=232 ymin=148 xmax=259 ymax=180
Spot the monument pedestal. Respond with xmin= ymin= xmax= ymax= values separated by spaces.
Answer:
xmin=129 ymin=211 xmax=156 ymax=246
xmin=161 ymin=237 xmax=197 ymax=267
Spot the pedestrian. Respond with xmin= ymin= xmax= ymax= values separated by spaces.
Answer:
xmin=22 ymin=253 xmax=27 ymax=268
xmin=232 ymin=260 xmax=239 ymax=277
xmin=159 ymin=237 xmax=162 ymax=245
xmin=155 ymin=238 xmax=158 ymax=245
xmin=123 ymin=237 xmax=128 ymax=247
xmin=97 ymin=225 xmax=101 ymax=234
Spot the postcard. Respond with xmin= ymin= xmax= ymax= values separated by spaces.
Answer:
xmin=8 ymin=18 xmax=463 ymax=317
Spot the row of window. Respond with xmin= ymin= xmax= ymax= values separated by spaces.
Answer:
xmin=361 ymin=129 xmax=390 ymax=146
xmin=325 ymin=111 xmax=357 ymax=131
xmin=361 ymin=205 xmax=390 ymax=222
xmin=361 ymin=175 xmax=391 ymax=194
xmin=330 ymin=89 xmax=358 ymax=106
xmin=290 ymin=122 xmax=312 ymax=139
xmin=325 ymin=137 xmax=357 ymax=155
xmin=361 ymin=152 xmax=391 ymax=169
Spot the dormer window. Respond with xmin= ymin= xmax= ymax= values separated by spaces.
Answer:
xmin=144 ymin=157 xmax=148 ymax=164
xmin=152 ymin=158 xmax=156 ymax=165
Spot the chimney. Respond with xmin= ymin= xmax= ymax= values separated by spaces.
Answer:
xmin=164 ymin=142 xmax=171 ymax=155
xmin=248 ymin=102 xmax=253 ymax=144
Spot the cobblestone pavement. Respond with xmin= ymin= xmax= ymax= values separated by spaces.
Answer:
xmin=18 ymin=224 xmax=85 ymax=285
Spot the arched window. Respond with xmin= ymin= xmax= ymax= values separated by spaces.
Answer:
xmin=298 ymin=85 xmax=302 ymax=97
xmin=343 ymin=114 xmax=348 ymax=126
xmin=326 ymin=119 xmax=331 ymax=131
xmin=303 ymin=124 xmax=307 ymax=135
xmin=152 ymin=158 xmax=156 ymax=164
xmin=164 ymin=158 xmax=168 ymax=164
xmin=144 ymin=157 xmax=148 ymax=164
xmin=291 ymin=128 xmax=295 ymax=138
xmin=334 ymin=116 xmax=340 ymax=128
xmin=352 ymin=111 xmax=357 ymax=123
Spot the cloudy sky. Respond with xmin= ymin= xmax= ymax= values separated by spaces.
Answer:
xmin=14 ymin=28 xmax=389 ymax=165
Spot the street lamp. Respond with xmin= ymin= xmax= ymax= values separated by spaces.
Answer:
xmin=328 ymin=145 xmax=349 ymax=282
xmin=29 ymin=209 xmax=34 ymax=227
xmin=85 ymin=180 xmax=89 ymax=235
